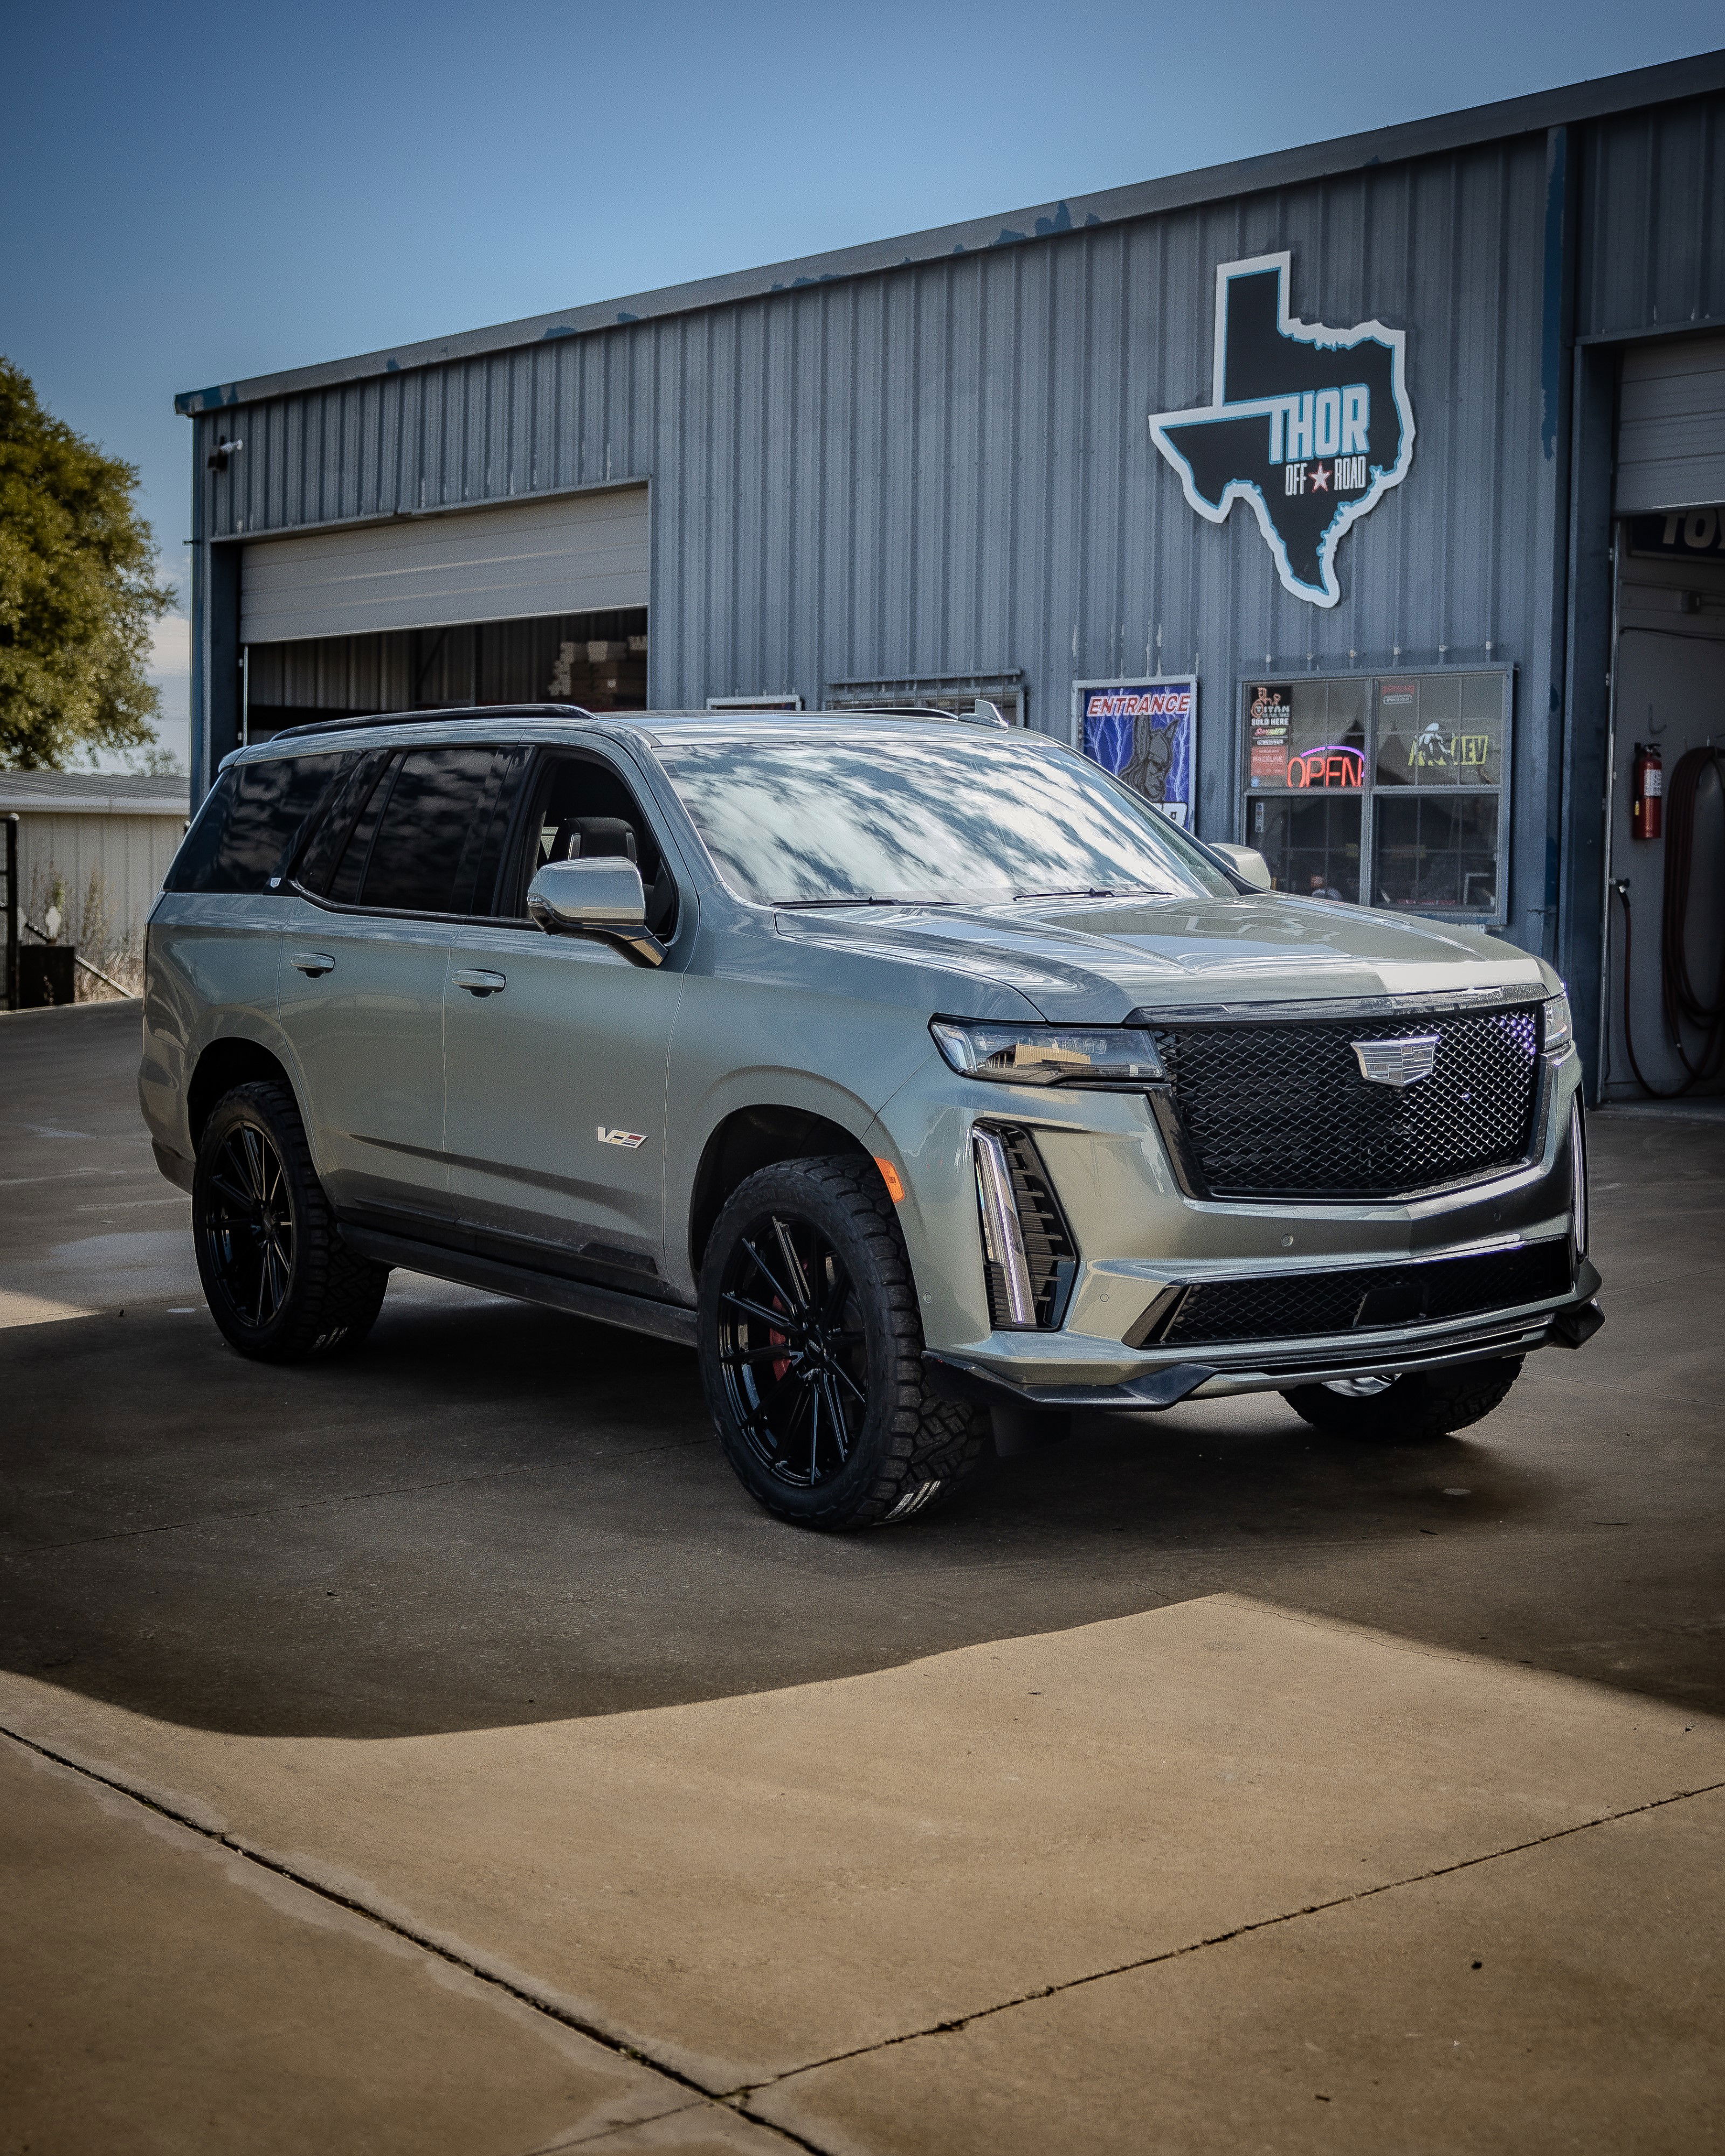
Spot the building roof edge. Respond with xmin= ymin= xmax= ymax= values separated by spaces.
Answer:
xmin=176 ymin=47 xmax=1725 ymax=417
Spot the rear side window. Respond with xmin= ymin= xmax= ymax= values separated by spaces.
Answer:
xmin=165 ymin=754 xmax=350 ymax=894
xmin=329 ymin=746 xmax=506 ymax=915
xmin=293 ymin=750 xmax=392 ymax=896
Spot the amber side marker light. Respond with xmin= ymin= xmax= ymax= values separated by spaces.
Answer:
xmin=874 ymin=1157 xmax=906 ymax=1203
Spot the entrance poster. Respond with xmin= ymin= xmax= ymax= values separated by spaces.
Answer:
xmin=1076 ymin=676 xmax=1197 ymax=827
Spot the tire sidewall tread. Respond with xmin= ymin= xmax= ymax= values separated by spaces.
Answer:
xmin=698 ymin=1156 xmax=987 ymax=1529
xmin=193 ymin=1080 xmax=388 ymax=1363
xmin=1281 ymin=1356 xmax=1525 ymax=1440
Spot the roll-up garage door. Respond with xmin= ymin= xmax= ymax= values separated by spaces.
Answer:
xmin=239 ymin=487 xmax=650 ymax=645
xmin=1615 ymin=334 xmax=1725 ymax=516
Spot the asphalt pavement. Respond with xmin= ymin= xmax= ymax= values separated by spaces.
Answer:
xmin=2 ymin=999 xmax=1721 ymax=2154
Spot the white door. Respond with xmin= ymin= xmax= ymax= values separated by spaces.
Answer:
xmin=241 ymin=489 xmax=650 ymax=645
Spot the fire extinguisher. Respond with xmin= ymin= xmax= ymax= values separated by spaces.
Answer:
xmin=1631 ymin=742 xmax=1664 ymax=841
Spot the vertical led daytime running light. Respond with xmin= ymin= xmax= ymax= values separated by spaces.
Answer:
xmin=1570 ymin=1098 xmax=1589 ymax=1258
xmin=973 ymin=1129 xmax=1038 ymax=1328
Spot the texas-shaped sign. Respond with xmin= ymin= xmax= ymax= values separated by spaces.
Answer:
xmin=1148 ymin=252 xmax=1415 ymax=607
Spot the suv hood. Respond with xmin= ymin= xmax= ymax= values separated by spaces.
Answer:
xmin=772 ymin=890 xmax=1551 ymax=1021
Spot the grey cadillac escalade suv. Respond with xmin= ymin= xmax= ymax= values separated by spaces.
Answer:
xmin=140 ymin=705 xmax=1600 ymax=1529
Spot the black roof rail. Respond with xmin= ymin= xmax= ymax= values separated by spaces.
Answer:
xmin=262 ymin=703 xmax=596 ymax=744
xmin=840 ymin=700 xmax=1011 ymax=730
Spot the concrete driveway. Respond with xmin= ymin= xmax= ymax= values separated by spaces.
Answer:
xmin=2 ymin=1000 xmax=1721 ymax=2154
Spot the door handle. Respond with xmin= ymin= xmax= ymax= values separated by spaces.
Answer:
xmin=453 ymin=969 xmax=507 ymax=997
xmin=289 ymin=952 xmax=336 ymax=977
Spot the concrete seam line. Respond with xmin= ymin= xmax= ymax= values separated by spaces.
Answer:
xmin=0 ymin=1724 xmax=833 ymax=2156
xmin=744 ymin=1773 xmax=1725 ymax=2095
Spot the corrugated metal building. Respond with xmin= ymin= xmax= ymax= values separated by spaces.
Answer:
xmin=177 ymin=51 xmax=1725 ymax=1098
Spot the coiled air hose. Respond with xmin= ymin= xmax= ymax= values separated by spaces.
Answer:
xmin=1612 ymin=743 xmax=1725 ymax=1096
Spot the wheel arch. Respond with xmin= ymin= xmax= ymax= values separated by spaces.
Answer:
xmin=187 ymin=1036 xmax=298 ymax=1149
xmin=687 ymin=1103 xmax=873 ymax=1279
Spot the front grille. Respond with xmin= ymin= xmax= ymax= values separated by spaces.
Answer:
xmin=1151 ymin=1003 xmax=1544 ymax=1199
xmin=1155 ymin=1240 xmax=1572 ymax=1348
xmin=980 ymin=1127 xmax=1078 ymax=1330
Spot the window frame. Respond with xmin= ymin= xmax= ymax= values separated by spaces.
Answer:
xmin=1234 ymin=665 xmax=1514 ymax=927
xmin=491 ymin=744 xmax=683 ymax=932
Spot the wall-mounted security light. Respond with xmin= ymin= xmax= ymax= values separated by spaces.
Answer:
xmin=206 ymin=437 xmax=244 ymax=473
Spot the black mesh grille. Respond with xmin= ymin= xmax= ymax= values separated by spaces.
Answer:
xmin=981 ymin=1128 xmax=1078 ymax=1330
xmin=1158 ymin=1240 xmax=1572 ymax=1347
xmin=1151 ymin=1004 xmax=1543 ymax=1199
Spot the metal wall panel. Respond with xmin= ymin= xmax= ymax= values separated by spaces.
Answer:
xmin=1577 ymin=90 xmax=1725 ymax=341
xmin=238 ymin=486 xmax=648 ymax=642
xmin=1616 ymin=330 xmax=1725 ymax=511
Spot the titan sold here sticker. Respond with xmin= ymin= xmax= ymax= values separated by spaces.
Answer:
xmin=1148 ymin=252 xmax=1415 ymax=607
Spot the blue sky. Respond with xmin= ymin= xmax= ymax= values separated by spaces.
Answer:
xmin=4 ymin=1 xmax=1719 ymax=765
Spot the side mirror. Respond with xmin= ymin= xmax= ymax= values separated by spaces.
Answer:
xmin=526 ymin=858 xmax=666 ymax=968
xmin=1209 ymin=842 xmax=1273 ymax=894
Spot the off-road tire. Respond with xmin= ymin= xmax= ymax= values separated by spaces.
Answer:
xmin=193 ymin=1080 xmax=390 ymax=1363
xmin=698 ymin=1156 xmax=989 ymax=1529
xmin=1281 ymin=1356 xmax=1524 ymax=1441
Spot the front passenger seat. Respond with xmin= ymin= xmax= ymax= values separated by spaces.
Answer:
xmin=552 ymin=815 xmax=638 ymax=863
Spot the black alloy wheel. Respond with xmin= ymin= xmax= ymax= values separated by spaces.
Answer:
xmin=201 ymin=1121 xmax=295 ymax=1331
xmin=697 ymin=1156 xmax=990 ymax=1530
xmin=716 ymin=1212 xmax=868 ymax=1489
xmin=192 ymin=1080 xmax=389 ymax=1363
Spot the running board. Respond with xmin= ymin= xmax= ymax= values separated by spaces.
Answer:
xmin=340 ymin=1225 xmax=698 ymax=1348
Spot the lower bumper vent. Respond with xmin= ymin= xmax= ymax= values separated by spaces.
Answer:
xmin=1150 ymin=1240 xmax=1573 ymax=1348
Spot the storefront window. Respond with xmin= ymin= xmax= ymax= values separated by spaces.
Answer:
xmin=1240 ymin=669 xmax=1510 ymax=921
xmin=1244 ymin=794 xmax=1361 ymax=903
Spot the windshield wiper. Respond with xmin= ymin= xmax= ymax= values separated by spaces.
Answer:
xmin=772 ymin=895 xmax=953 ymax=909
xmin=1012 ymin=886 xmax=1163 ymax=901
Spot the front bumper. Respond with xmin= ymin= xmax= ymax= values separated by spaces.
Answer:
xmin=924 ymin=1256 xmax=1602 ymax=1412
xmin=876 ymin=1036 xmax=1594 ymax=1399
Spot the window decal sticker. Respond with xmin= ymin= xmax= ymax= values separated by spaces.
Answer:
xmin=1148 ymin=253 xmax=1414 ymax=608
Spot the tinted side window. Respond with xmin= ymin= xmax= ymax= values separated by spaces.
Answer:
xmin=294 ymin=750 xmax=392 ymax=896
xmin=165 ymin=755 xmax=349 ymax=894
xmin=350 ymin=747 xmax=502 ymax=915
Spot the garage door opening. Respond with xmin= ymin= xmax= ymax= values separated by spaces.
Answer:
xmin=242 ymin=608 xmax=647 ymax=742
xmin=231 ymin=483 xmax=651 ymax=743
xmin=1600 ymin=330 xmax=1725 ymax=1099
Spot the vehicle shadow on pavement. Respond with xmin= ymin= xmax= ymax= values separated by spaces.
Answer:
xmin=0 ymin=1277 xmax=1615 ymax=1744
xmin=3 ymin=1011 xmax=1721 ymax=1745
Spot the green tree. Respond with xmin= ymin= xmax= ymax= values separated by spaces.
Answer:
xmin=0 ymin=357 xmax=174 ymax=768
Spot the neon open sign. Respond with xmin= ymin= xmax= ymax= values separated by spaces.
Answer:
xmin=1287 ymin=744 xmax=1365 ymax=789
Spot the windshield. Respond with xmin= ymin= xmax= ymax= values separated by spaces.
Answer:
xmin=654 ymin=731 xmax=1236 ymax=906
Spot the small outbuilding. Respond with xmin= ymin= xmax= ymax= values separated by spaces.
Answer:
xmin=1 ymin=771 xmax=190 ymax=999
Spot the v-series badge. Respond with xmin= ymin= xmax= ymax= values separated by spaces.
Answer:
xmin=598 ymin=1127 xmax=648 ymax=1150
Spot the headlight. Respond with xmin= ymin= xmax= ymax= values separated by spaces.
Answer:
xmin=1543 ymin=991 xmax=1574 ymax=1053
xmin=930 ymin=1019 xmax=1164 ymax=1086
